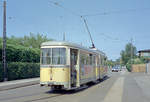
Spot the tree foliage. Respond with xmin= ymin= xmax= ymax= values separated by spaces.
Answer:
xmin=0 ymin=33 xmax=53 ymax=81
xmin=6 ymin=33 xmax=53 ymax=49
xmin=0 ymin=33 xmax=52 ymax=62
xmin=0 ymin=43 xmax=40 ymax=63
xmin=106 ymin=60 xmax=115 ymax=67
xmin=120 ymin=43 xmax=137 ymax=65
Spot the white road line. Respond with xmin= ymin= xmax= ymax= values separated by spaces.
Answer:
xmin=103 ymin=77 xmax=124 ymax=102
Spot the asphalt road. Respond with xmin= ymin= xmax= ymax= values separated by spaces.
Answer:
xmin=0 ymin=69 xmax=150 ymax=102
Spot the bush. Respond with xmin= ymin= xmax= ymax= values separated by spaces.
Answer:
xmin=126 ymin=57 xmax=148 ymax=72
xmin=0 ymin=44 xmax=40 ymax=63
xmin=0 ymin=62 xmax=40 ymax=82
xmin=126 ymin=63 xmax=131 ymax=72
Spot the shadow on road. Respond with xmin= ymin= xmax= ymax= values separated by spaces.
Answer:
xmin=46 ymin=76 xmax=110 ymax=94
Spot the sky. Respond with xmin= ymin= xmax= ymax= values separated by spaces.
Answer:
xmin=0 ymin=0 xmax=150 ymax=60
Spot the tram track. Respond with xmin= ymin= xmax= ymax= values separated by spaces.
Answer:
xmin=0 ymin=84 xmax=86 ymax=102
xmin=0 ymin=83 xmax=39 ymax=92
xmin=24 ymin=79 xmax=111 ymax=102
xmin=0 ymin=91 xmax=65 ymax=102
xmin=23 ymin=94 xmax=64 ymax=102
xmin=22 ymin=87 xmax=88 ymax=102
xmin=23 ymin=79 xmax=110 ymax=102
xmin=0 ymin=75 xmax=113 ymax=102
xmin=0 ymin=76 xmax=111 ymax=102
xmin=0 ymin=85 xmax=66 ymax=102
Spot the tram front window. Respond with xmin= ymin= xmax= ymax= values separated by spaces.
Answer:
xmin=41 ymin=48 xmax=51 ymax=64
xmin=41 ymin=48 xmax=66 ymax=65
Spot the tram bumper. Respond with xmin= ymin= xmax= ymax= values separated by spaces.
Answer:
xmin=40 ymin=81 xmax=69 ymax=89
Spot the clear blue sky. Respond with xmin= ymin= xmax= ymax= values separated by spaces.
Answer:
xmin=0 ymin=0 xmax=150 ymax=60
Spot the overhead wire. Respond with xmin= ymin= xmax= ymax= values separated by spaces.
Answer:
xmin=99 ymin=33 xmax=129 ymax=43
xmin=49 ymin=0 xmax=81 ymax=17
xmin=48 ymin=1 xmax=147 ymax=45
xmin=49 ymin=0 xmax=96 ymax=47
xmin=48 ymin=1 xmax=149 ymax=59
xmin=82 ymin=8 xmax=150 ymax=17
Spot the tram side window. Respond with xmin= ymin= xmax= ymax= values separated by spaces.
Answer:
xmin=97 ymin=57 xmax=100 ymax=65
xmin=89 ymin=54 xmax=92 ymax=65
xmin=100 ymin=55 xmax=102 ymax=65
xmin=80 ymin=54 xmax=84 ymax=65
xmin=52 ymin=48 xmax=66 ymax=65
xmin=80 ymin=54 xmax=86 ymax=65
xmin=101 ymin=56 xmax=104 ymax=66
xmin=93 ymin=56 xmax=96 ymax=65
xmin=86 ymin=55 xmax=89 ymax=65
xmin=59 ymin=48 xmax=66 ymax=64
xmin=41 ymin=48 xmax=51 ymax=64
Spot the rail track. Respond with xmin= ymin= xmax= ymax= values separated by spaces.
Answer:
xmin=0 ymin=89 xmax=66 ymax=102
xmin=23 ymin=93 xmax=63 ymax=102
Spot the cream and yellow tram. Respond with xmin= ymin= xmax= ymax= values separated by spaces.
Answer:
xmin=40 ymin=41 xmax=107 ymax=90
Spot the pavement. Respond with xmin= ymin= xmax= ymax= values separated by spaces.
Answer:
xmin=0 ymin=69 xmax=150 ymax=102
xmin=0 ymin=78 xmax=39 ymax=91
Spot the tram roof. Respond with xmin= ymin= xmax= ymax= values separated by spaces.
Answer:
xmin=41 ymin=41 xmax=105 ymax=55
xmin=41 ymin=41 xmax=82 ymax=47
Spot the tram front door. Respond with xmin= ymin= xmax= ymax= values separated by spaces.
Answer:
xmin=70 ymin=49 xmax=78 ymax=87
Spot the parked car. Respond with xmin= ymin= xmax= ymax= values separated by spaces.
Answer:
xmin=112 ymin=66 xmax=119 ymax=72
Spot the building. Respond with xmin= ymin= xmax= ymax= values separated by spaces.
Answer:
xmin=138 ymin=49 xmax=150 ymax=58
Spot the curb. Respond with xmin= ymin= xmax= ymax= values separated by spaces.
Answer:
xmin=0 ymin=78 xmax=39 ymax=91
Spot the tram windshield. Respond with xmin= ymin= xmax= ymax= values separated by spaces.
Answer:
xmin=41 ymin=48 xmax=66 ymax=65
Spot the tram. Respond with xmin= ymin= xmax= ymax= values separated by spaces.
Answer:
xmin=40 ymin=41 xmax=107 ymax=90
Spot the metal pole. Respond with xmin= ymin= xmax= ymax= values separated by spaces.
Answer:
xmin=2 ymin=0 xmax=7 ymax=81
xmin=130 ymin=38 xmax=133 ymax=69
xmin=63 ymin=32 xmax=65 ymax=41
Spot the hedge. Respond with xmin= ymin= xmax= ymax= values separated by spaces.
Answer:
xmin=0 ymin=62 xmax=4 ymax=81
xmin=0 ymin=62 xmax=40 ymax=82
xmin=0 ymin=44 xmax=40 ymax=63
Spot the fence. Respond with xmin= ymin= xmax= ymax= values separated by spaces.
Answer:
xmin=132 ymin=63 xmax=150 ymax=74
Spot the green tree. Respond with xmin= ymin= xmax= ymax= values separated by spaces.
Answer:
xmin=0 ymin=33 xmax=53 ymax=49
xmin=23 ymin=33 xmax=52 ymax=48
xmin=120 ymin=43 xmax=137 ymax=65
xmin=115 ymin=58 xmax=121 ymax=65
xmin=0 ymin=37 xmax=2 ymax=43
xmin=7 ymin=33 xmax=53 ymax=49
xmin=23 ymin=33 xmax=53 ymax=48
xmin=106 ymin=60 xmax=115 ymax=67
xmin=7 ymin=36 xmax=24 ymax=46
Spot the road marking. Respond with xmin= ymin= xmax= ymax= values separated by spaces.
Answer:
xmin=103 ymin=77 xmax=124 ymax=102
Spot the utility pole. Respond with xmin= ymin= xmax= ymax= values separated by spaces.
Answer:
xmin=63 ymin=32 xmax=66 ymax=41
xmin=2 ymin=0 xmax=7 ymax=81
xmin=130 ymin=38 xmax=133 ymax=65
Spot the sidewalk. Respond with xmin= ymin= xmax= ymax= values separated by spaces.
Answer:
xmin=0 ymin=78 xmax=39 ymax=91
